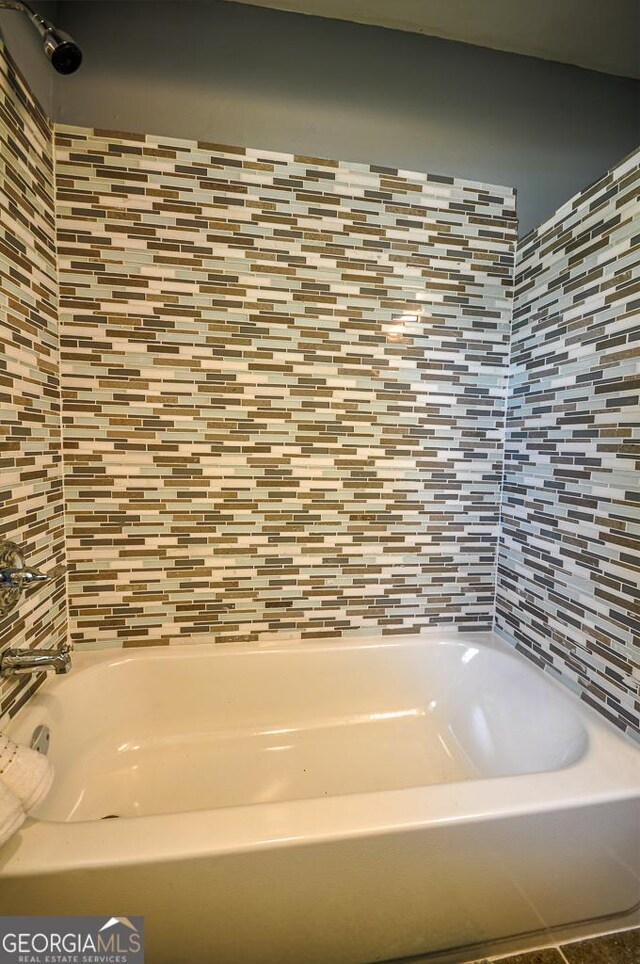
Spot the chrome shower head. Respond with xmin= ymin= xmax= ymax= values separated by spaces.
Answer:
xmin=41 ymin=24 xmax=82 ymax=74
xmin=0 ymin=1 xmax=82 ymax=74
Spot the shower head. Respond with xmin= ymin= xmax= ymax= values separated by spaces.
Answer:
xmin=41 ymin=25 xmax=82 ymax=74
xmin=0 ymin=1 xmax=82 ymax=74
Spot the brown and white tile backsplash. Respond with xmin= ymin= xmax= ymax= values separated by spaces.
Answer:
xmin=496 ymin=147 xmax=640 ymax=739
xmin=54 ymin=126 xmax=516 ymax=647
xmin=2 ymin=43 xmax=638 ymax=742
xmin=0 ymin=42 xmax=66 ymax=718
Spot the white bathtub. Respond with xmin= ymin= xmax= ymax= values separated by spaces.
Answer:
xmin=1 ymin=632 xmax=638 ymax=963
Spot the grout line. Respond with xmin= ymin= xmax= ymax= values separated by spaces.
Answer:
xmin=556 ymin=945 xmax=572 ymax=963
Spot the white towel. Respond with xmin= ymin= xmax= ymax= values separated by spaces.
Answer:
xmin=0 ymin=733 xmax=53 ymax=812
xmin=0 ymin=779 xmax=24 ymax=847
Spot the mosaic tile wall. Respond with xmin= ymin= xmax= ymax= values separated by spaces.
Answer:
xmin=0 ymin=43 xmax=66 ymax=718
xmin=4 ymin=43 xmax=635 ymax=742
xmin=54 ymin=125 xmax=517 ymax=648
xmin=496 ymin=147 xmax=640 ymax=740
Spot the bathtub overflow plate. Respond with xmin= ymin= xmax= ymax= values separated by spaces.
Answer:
xmin=30 ymin=724 xmax=50 ymax=755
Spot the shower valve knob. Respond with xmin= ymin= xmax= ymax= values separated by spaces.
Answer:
xmin=0 ymin=542 xmax=66 ymax=617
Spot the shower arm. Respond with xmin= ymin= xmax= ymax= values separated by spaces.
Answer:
xmin=0 ymin=0 xmax=53 ymax=41
xmin=0 ymin=0 xmax=82 ymax=73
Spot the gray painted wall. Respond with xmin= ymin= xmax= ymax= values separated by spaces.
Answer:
xmin=0 ymin=0 xmax=56 ymax=113
xmin=5 ymin=0 xmax=640 ymax=235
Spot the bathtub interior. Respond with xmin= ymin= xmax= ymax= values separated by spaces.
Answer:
xmin=9 ymin=637 xmax=589 ymax=823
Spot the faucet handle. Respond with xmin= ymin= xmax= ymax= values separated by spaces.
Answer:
xmin=0 ymin=544 xmax=66 ymax=585
xmin=0 ymin=542 xmax=66 ymax=616
xmin=2 ymin=566 xmax=50 ymax=586
xmin=5 ymin=563 xmax=67 ymax=586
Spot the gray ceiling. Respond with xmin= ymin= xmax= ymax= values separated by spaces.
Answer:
xmin=224 ymin=0 xmax=640 ymax=79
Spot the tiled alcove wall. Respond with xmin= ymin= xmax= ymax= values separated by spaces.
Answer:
xmin=54 ymin=125 xmax=516 ymax=648
xmin=1 ymin=42 xmax=638 ymax=743
xmin=0 ymin=43 xmax=67 ymax=719
xmin=496 ymin=147 xmax=640 ymax=740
